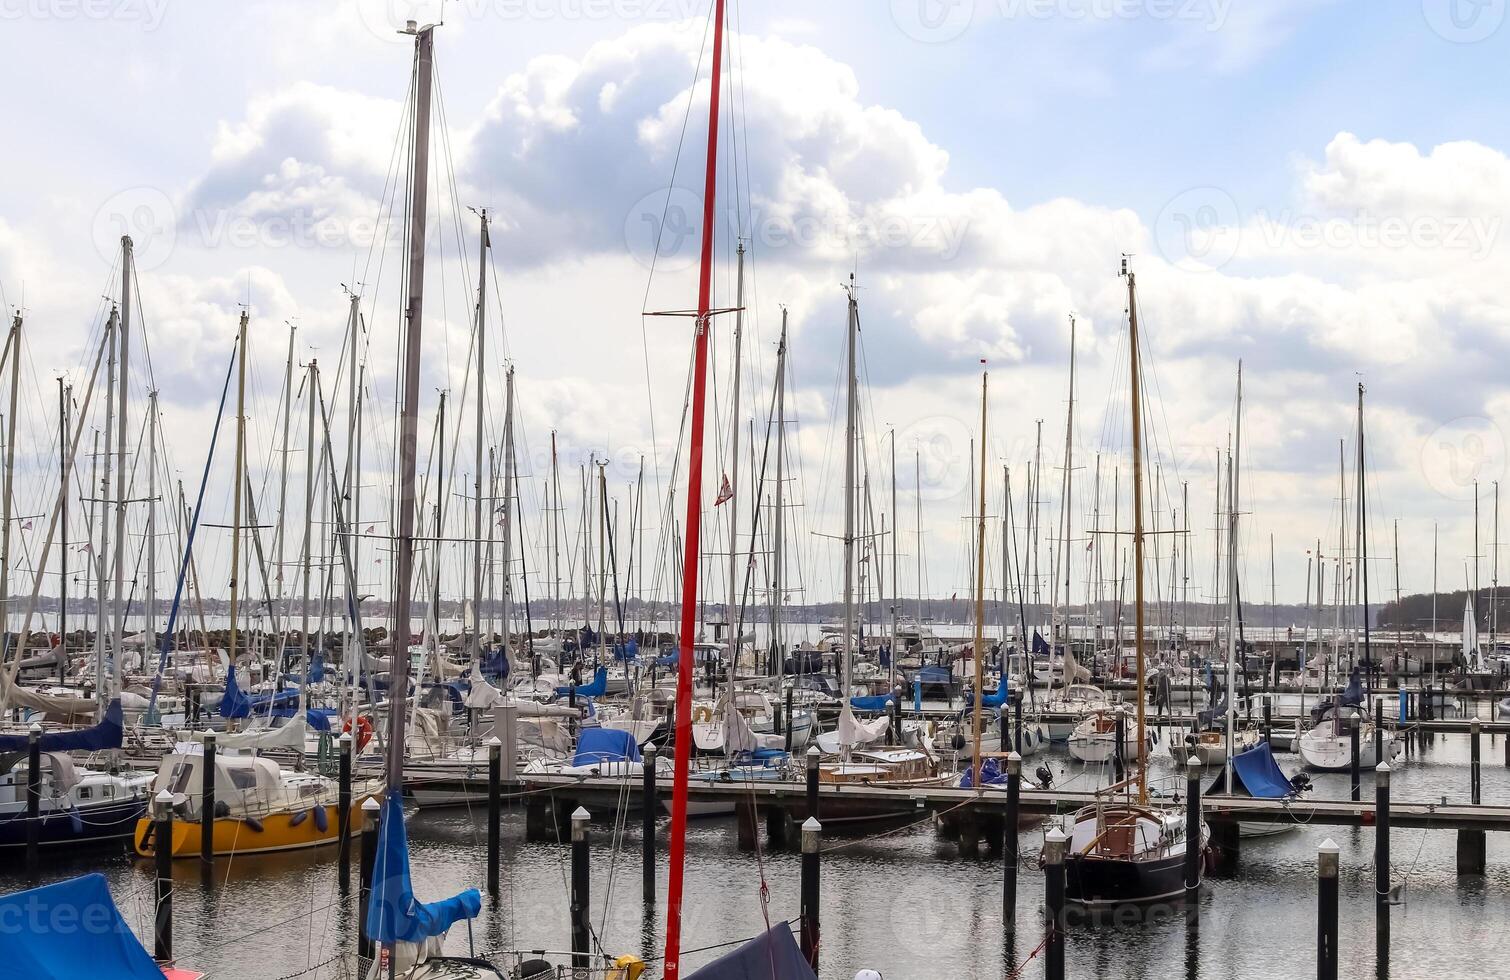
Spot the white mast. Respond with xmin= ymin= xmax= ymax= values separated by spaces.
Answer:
xmin=111 ymin=236 xmax=133 ymax=689
xmin=771 ymin=313 xmax=788 ymax=680
xmin=725 ymin=241 xmax=746 ymax=680
xmin=842 ymin=276 xmax=859 ymax=705
xmin=500 ymin=367 xmax=516 ymax=655
xmin=472 ymin=210 xmax=489 ymax=664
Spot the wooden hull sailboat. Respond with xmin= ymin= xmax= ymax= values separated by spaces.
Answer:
xmin=1064 ymin=803 xmax=1207 ymax=907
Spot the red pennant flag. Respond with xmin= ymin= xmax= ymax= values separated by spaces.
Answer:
xmin=714 ymin=474 xmax=733 ymax=506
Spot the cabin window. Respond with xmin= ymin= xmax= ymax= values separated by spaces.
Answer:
xmin=76 ymin=787 xmax=91 ymax=800
xmin=228 ymin=769 xmax=258 ymax=790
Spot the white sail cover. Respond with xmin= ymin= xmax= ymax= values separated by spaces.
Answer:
xmin=217 ymin=713 xmax=308 ymax=751
xmin=1464 ymin=596 xmax=1481 ymax=669
xmin=462 ymin=667 xmax=503 ymax=709
xmin=1062 ymin=646 xmax=1092 ymax=684
xmin=837 ymin=703 xmax=890 ymax=749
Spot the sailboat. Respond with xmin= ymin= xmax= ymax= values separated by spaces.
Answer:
xmin=1059 ymin=259 xmax=1208 ymax=908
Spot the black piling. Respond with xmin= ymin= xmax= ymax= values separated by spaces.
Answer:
xmin=1263 ymin=698 xmax=1272 ymax=745
xmin=1014 ymin=693 xmax=1024 ymax=754
xmin=642 ymin=743 xmax=657 ymax=902
xmin=891 ymin=690 xmax=903 ymax=745
xmin=153 ymin=790 xmax=174 ymax=963
xmin=1185 ymin=754 xmax=1202 ymax=910
xmin=800 ymin=817 xmax=821 ymax=971
xmin=487 ymin=735 xmax=502 ymax=897
xmin=784 ymin=689 xmax=794 ymax=751
xmin=1470 ymin=719 xmax=1482 ymax=804
xmin=1375 ymin=761 xmax=1391 ymax=973
xmin=358 ymin=797 xmax=380 ymax=964
xmin=884 ymin=699 xmax=896 ymax=746
xmin=1044 ymin=827 xmax=1067 ymax=980
xmin=336 ymin=731 xmax=352 ymax=883
xmin=806 ymin=745 xmax=820 ymax=821
xmin=1359 ymin=709 xmax=1371 ymax=803
xmin=201 ymin=730 xmax=217 ymax=868
xmin=1373 ymin=698 xmax=1384 ymax=766
xmin=24 ymin=724 xmax=40 ymax=876
xmin=1004 ymin=751 xmax=1021 ymax=934
xmin=1318 ymin=838 xmax=1339 ymax=980
xmin=1113 ymin=711 xmax=1127 ymax=782
xmin=571 ymin=807 xmax=590 ymax=972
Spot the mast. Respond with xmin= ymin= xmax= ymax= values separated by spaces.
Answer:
xmin=663 ymin=1 xmax=726 ymax=971
xmin=772 ymin=314 xmax=788 ymax=680
xmin=1225 ymin=363 xmax=1241 ymax=792
xmin=146 ymin=392 xmax=157 ymax=657
xmin=725 ymin=241 xmax=745 ymax=686
xmin=228 ymin=311 xmax=248 ymax=682
xmin=472 ymin=210 xmax=489 ymax=664
xmin=277 ymin=326 xmax=295 ymax=643
xmin=550 ymin=432 xmax=560 ymax=637
xmin=1121 ymin=258 xmax=1149 ymax=804
xmin=890 ymin=427 xmax=898 ymax=689
xmin=387 ymin=18 xmax=436 ymax=789
xmin=112 ymin=237 xmax=132 ymax=688
xmin=1357 ymin=383 xmax=1370 ymax=689
xmin=1057 ymin=316 xmax=1076 ymax=647
xmin=303 ymin=361 xmax=316 ymax=673
xmin=0 ymin=314 xmax=18 ymax=649
xmin=341 ymin=293 xmax=358 ymax=677
xmin=500 ymin=367 xmax=516 ymax=658
xmin=94 ymin=309 xmax=117 ymax=714
xmin=971 ymin=368 xmax=988 ymax=785
xmin=58 ymin=379 xmax=68 ymax=683
xmin=842 ymin=276 xmax=859 ymax=706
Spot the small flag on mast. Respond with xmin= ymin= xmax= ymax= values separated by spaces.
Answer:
xmin=715 ymin=474 xmax=733 ymax=506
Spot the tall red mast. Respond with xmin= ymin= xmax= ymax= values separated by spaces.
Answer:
xmin=663 ymin=1 xmax=726 ymax=976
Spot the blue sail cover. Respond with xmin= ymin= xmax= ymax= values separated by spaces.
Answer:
xmin=1229 ymin=741 xmax=1295 ymax=799
xmin=1340 ymin=669 xmax=1364 ymax=707
xmin=218 ymin=666 xmax=251 ymax=719
xmin=0 ymin=699 xmax=123 ymax=753
xmin=685 ymin=923 xmax=817 ymax=980
xmin=1032 ymin=631 xmax=1051 ymax=655
xmin=613 ymin=640 xmax=639 ymax=663
xmin=965 ymin=682 xmax=1009 ymax=709
xmin=572 ymin=726 xmax=642 ymax=767
xmin=555 ymin=665 xmax=607 ymax=698
xmin=366 ymin=790 xmax=482 ymax=945
xmin=849 ymin=694 xmax=894 ymax=712
xmin=0 ymin=873 xmax=165 ymax=979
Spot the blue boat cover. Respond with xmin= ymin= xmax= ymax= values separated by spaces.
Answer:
xmin=556 ymin=665 xmax=607 ymax=698
xmin=1340 ymin=668 xmax=1363 ymax=707
xmin=914 ymin=664 xmax=954 ymax=686
xmin=957 ymin=757 xmax=1007 ymax=788
xmin=572 ymin=727 xmax=641 ymax=767
xmin=366 ymin=790 xmax=482 ymax=945
xmin=1032 ymin=631 xmax=1051 ymax=655
xmin=218 ymin=665 xmax=251 ymax=719
xmin=849 ymin=694 xmax=894 ymax=712
xmin=965 ymin=682 xmax=1009 ymax=710
xmin=685 ymin=923 xmax=817 ymax=980
xmin=1229 ymin=741 xmax=1295 ymax=799
xmin=0 ymin=873 xmax=164 ymax=979
xmin=0 ymin=699 xmax=123 ymax=753
xmin=613 ymin=640 xmax=639 ymax=663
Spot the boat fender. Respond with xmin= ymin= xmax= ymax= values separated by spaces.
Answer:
xmin=289 ymin=809 xmax=308 ymax=828
xmin=68 ymin=811 xmax=83 ymax=834
xmin=313 ymin=805 xmax=329 ymax=833
xmin=950 ymin=733 xmax=967 ymax=752
xmin=692 ymin=706 xmax=713 ymax=724
xmin=243 ymin=817 xmax=264 ymax=833
xmin=215 ymin=800 xmax=232 ymax=818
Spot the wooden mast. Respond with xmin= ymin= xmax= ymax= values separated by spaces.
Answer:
xmin=663 ymin=1 xmax=727 ymax=974
xmin=1122 ymin=257 xmax=1149 ymax=804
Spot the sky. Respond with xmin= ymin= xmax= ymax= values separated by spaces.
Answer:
xmin=1 ymin=0 xmax=1509 ymax=626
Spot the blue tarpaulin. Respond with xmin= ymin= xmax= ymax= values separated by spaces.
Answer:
xmin=0 ymin=873 xmax=165 ymax=979
xmin=218 ymin=665 xmax=251 ymax=719
xmin=613 ymin=640 xmax=639 ymax=663
xmin=572 ymin=727 xmax=641 ymax=767
xmin=0 ymin=699 xmax=123 ymax=753
xmin=957 ymin=757 xmax=1008 ymax=788
xmin=684 ymin=923 xmax=817 ymax=980
xmin=366 ymin=790 xmax=482 ymax=945
xmin=555 ymin=665 xmax=607 ymax=698
xmin=965 ymin=683 xmax=1009 ymax=710
xmin=849 ymin=694 xmax=895 ymax=712
xmin=1228 ymin=741 xmax=1296 ymax=799
xmin=1032 ymin=631 xmax=1051 ymax=655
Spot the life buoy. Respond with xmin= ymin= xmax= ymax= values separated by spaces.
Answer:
xmin=692 ymin=705 xmax=713 ymax=724
xmin=343 ymin=715 xmax=375 ymax=752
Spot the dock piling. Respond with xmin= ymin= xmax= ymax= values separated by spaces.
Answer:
xmin=201 ymin=730 xmax=217 ymax=870
xmin=806 ymin=745 xmax=820 ymax=821
xmin=358 ymin=797 xmax=380 ymax=964
xmin=1375 ymin=761 xmax=1391 ymax=973
xmin=1349 ymin=714 xmax=1361 ymax=803
xmin=1013 ymin=693 xmax=1023 ymax=754
xmin=1004 ymin=751 xmax=1021 ymax=934
xmin=1374 ymin=699 xmax=1384 ymax=765
xmin=153 ymin=789 xmax=174 ymax=963
xmin=487 ymin=735 xmax=502 ymax=897
xmin=1044 ymin=827 xmax=1067 ymax=980
xmin=783 ymin=689 xmax=793 ymax=751
xmin=25 ymin=724 xmax=39 ymax=876
xmin=1471 ymin=719 xmax=1482 ymax=804
xmin=1318 ymin=838 xmax=1339 ymax=980
xmin=1185 ymin=756 xmax=1202 ymax=911
xmin=643 ymin=744 xmax=657 ymax=902
xmin=571 ymin=807 xmax=591 ymax=971
xmin=800 ymin=817 xmax=821 ymax=971
xmin=336 ymin=731 xmax=351 ymax=884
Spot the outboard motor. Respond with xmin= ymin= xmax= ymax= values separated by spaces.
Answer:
xmin=1035 ymin=764 xmax=1054 ymax=789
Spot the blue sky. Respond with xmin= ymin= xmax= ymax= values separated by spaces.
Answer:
xmin=1 ymin=0 xmax=1509 ymax=615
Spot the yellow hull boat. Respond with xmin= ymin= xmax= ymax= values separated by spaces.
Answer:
xmin=134 ymin=799 xmax=373 ymax=858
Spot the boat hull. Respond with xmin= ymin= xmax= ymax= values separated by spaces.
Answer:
xmin=1065 ymin=846 xmax=1193 ymax=907
xmin=134 ymin=800 xmax=372 ymax=858
xmin=0 ymin=797 xmax=147 ymax=848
